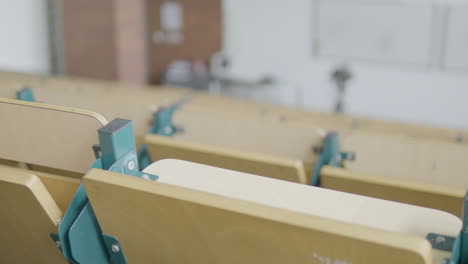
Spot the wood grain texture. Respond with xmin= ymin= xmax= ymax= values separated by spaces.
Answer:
xmin=145 ymin=135 xmax=307 ymax=183
xmin=28 ymin=164 xmax=83 ymax=180
xmin=188 ymin=92 xmax=468 ymax=145
xmin=0 ymin=158 xmax=19 ymax=167
xmin=34 ymin=171 xmax=80 ymax=213
xmin=0 ymin=166 xmax=66 ymax=264
xmin=171 ymin=107 xmax=468 ymax=189
xmin=175 ymin=95 xmax=468 ymax=190
xmin=0 ymin=98 xmax=107 ymax=173
xmin=0 ymin=164 xmax=80 ymax=212
xmin=83 ymin=162 xmax=459 ymax=264
xmin=321 ymin=166 xmax=465 ymax=218
xmin=172 ymin=108 xmax=324 ymax=166
xmin=342 ymin=132 xmax=468 ymax=189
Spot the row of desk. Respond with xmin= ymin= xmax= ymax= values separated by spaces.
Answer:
xmin=0 ymin=71 xmax=466 ymax=263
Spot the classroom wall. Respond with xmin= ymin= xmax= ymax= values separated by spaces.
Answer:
xmin=222 ymin=0 xmax=468 ymax=129
xmin=0 ymin=0 xmax=50 ymax=74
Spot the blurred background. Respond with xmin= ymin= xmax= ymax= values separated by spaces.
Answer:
xmin=1 ymin=0 xmax=467 ymax=129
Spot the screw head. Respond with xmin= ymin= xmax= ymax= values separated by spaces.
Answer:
xmin=334 ymin=154 xmax=341 ymax=163
xmin=164 ymin=126 xmax=173 ymax=135
xmin=55 ymin=241 xmax=61 ymax=248
xmin=111 ymin=244 xmax=120 ymax=253
xmin=127 ymin=161 xmax=135 ymax=171
xmin=435 ymin=236 xmax=446 ymax=245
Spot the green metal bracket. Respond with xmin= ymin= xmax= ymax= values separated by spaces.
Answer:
xmin=16 ymin=87 xmax=35 ymax=102
xmin=138 ymin=97 xmax=189 ymax=169
xmin=310 ymin=132 xmax=355 ymax=186
xmin=102 ymin=234 xmax=127 ymax=263
xmin=447 ymin=191 xmax=468 ymax=264
xmin=53 ymin=118 xmax=158 ymax=264
xmin=427 ymin=233 xmax=456 ymax=252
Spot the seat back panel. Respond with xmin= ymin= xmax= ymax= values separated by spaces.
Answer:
xmin=321 ymin=166 xmax=465 ymax=218
xmin=0 ymin=166 xmax=67 ymax=264
xmin=0 ymin=98 xmax=106 ymax=173
xmin=145 ymin=135 xmax=307 ymax=183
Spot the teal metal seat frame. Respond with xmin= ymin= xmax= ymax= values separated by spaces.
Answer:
xmin=310 ymin=131 xmax=355 ymax=186
xmin=138 ymin=97 xmax=188 ymax=169
xmin=52 ymin=118 xmax=157 ymax=264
